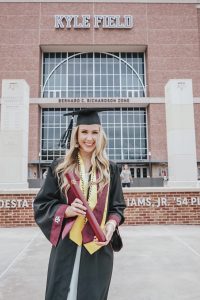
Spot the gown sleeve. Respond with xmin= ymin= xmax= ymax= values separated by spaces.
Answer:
xmin=33 ymin=159 xmax=69 ymax=247
xmin=107 ymin=162 xmax=126 ymax=226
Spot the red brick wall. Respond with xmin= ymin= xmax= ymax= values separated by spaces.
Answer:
xmin=0 ymin=190 xmax=200 ymax=227
xmin=148 ymin=104 xmax=167 ymax=162
xmin=0 ymin=193 xmax=35 ymax=227
xmin=0 ymin=3 xmax=200 ymax=97
xmin=1 ymin=2 xmax=200 ymax=164
xmin=147 ymin=4 xmax=200 ymax=97
xmin=124 ymin=191 xmax=200 ymax=225
xmin=0 ymin=3 xmax=41 ymax=97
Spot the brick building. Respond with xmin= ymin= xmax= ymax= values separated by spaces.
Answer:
xmin=1 ymin=0 xmax=200 ymax=181
xmin=0 ymin=1 xmax=200 ymax=226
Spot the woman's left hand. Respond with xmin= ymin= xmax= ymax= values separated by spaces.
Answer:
xmin=94 ymin=221 xmax=116 ymax=246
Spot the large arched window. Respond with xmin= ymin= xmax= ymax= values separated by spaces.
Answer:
xmin=42 ymin=52 xmax=146 ymax=98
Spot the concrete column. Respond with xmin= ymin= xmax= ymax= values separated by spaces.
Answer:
xmin=165 ymin=79 xmax=199 ymax=187
xmin=0 ymin=80 xmax=30 ymax=189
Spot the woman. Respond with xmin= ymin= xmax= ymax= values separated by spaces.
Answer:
xmin=120 ymin=164 xmax=132 ymax=188
xmin=34 ymin=109 xmax=126 ymax=300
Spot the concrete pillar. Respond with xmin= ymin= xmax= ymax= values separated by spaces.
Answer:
xmin=0 ymin=80 xmax=29 ymax=189
xmin=165 ymin=79 xmax=199 ymax=187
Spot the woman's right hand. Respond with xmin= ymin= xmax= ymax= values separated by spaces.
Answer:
xmin=65 ymin=198 xmax=87 ymax=218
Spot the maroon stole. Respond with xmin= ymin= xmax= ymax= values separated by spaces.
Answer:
xmin=62 ymin=172 xmax=109 ymax=242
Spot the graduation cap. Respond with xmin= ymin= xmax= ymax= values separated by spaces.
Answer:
xmin=59 ymin=108 xmax=106 ymax=149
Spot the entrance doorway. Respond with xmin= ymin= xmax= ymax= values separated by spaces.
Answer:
xmin=130 ymin=166 xmax=148 ymax=178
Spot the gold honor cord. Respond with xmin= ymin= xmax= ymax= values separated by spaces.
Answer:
xmin=69 ymin=153 xmax=109 ymax=254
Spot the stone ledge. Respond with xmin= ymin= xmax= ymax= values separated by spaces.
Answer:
xmin=123 ymin=187 xmax=200 ymax=193
xmin=1 ymin=187 xmax=200 ymax=194
xmin=0 ymin=189 xmax=39 ymax=194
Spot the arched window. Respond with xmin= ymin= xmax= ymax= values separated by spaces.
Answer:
xmin=42 ymin=52 xmax=146 ymax=98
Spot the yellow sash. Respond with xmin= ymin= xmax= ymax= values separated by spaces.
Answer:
xmin=69 ymin=153 xmax=109 ymax=254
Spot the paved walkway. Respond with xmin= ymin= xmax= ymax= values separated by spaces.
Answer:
xmin=0 ymin=225 xmax=200 ymax=300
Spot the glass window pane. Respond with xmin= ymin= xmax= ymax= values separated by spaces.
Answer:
xmin=43 ymin=52 xmax=145 ymax=99
xmin=42 ymin=52 xmax=146 ymax=161
xmin=40 ymin=107 xmax=149 ymax=163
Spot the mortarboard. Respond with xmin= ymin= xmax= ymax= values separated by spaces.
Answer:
xmin=64 ymin=108 xmax=101 ymax=126
xmin=59 ymin=108 xmax=106 ymax=149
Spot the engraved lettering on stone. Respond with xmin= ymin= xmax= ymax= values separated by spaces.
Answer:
xmin=9 ymin=82 xmax=17 ymax=90
xmin=177 ymin=82 xmax=186 ymax=90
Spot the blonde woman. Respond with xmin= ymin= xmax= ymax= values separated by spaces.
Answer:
xmin=34 ymin=109 xmax=126 ymax=300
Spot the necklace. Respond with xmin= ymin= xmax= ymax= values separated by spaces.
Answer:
xmin=77 ymin=153 xmax=95 ymax=206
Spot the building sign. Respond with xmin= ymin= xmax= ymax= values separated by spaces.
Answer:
xmin=58 ymin=98 xmax=130 ymax=103
xmin=0 ymin=199 xmax=31 ymax=208
xmin=1 ymin=197 xmax=200 ymax=209
xmin=127 ymin=197 xmax=200 ymax=207
xmin=55 ymin=15 xmax=133 ymax=29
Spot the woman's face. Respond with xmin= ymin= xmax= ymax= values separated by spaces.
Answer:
xmin=78 ymin=124 xmax=100 ymax=155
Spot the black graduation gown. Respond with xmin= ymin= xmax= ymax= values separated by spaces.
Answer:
xmin=34 ymin=159 xmax=126 ymax=300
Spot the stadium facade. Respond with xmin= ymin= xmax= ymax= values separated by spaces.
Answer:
xmin=0 ymin=0 xmax=200 ymax=183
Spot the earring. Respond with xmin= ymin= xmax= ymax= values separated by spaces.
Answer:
xmin=75 ymin=143 xmax=79 ymax=148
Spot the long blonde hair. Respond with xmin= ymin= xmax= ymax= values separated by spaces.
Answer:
xmin=55 ymin=125 xmax=110 ymax=192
